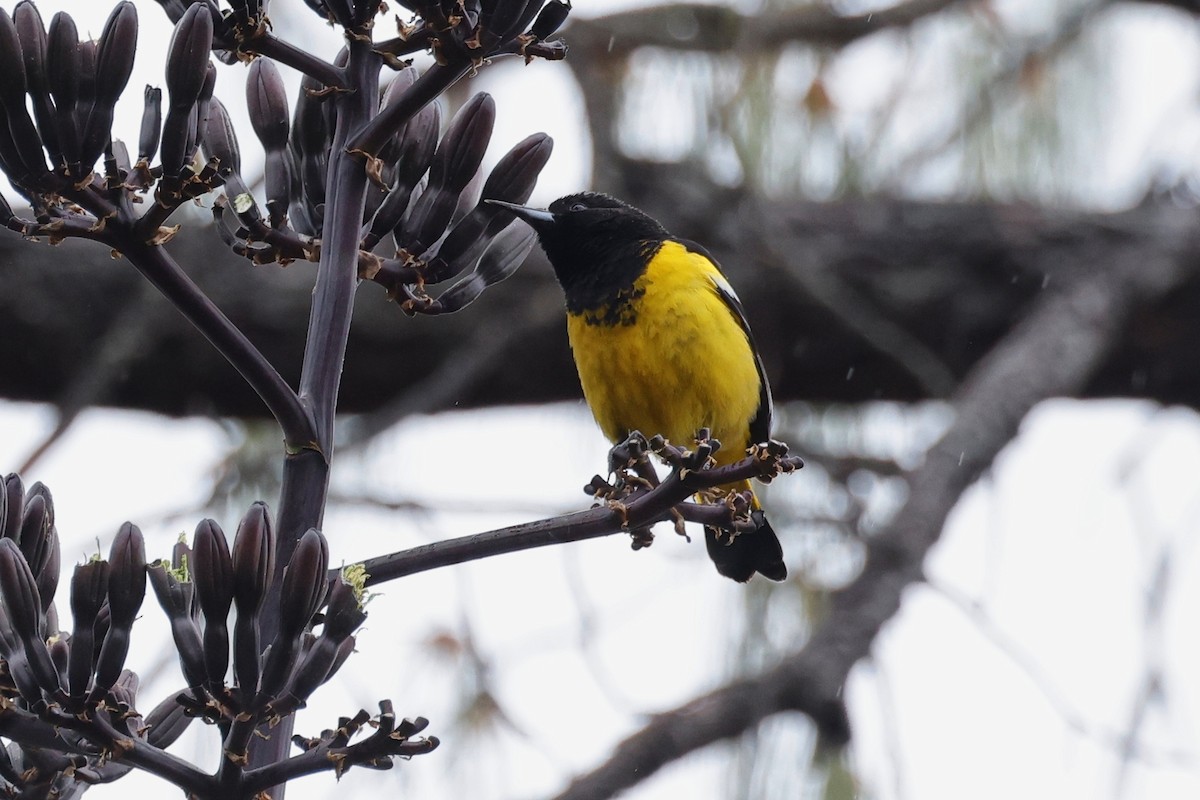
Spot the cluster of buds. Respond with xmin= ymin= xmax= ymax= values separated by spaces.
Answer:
xmin=0 ymin=475 xmax=432 ymax=797
xmin=0 ymin=0 xmax=565 ymax=313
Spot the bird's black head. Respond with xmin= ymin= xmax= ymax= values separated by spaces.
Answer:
xmin=492 ymin=192 xmax=670 ymax=311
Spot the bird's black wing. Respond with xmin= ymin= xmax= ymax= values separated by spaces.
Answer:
xmin=677 ymin=239 xmax=773 ymax=445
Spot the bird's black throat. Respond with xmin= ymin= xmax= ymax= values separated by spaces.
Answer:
xmin=532 ymin=193 xmax=669 ymax=321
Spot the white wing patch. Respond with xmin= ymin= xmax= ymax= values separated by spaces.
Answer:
xmin=710 ymin=272 xmax=740 ymax=303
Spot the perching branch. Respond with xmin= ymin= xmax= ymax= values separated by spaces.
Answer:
xmin=547 ymin=203 xmax=1200 ymax=800
xmin=358 ymin=436 xmax=803 ymax=586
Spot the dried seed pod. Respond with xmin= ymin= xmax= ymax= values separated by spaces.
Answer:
xmin=192 ymin=518 xmax=232 ymax=691
xmin=147 ymin=563 xmax=206 ymax=689
xmin=67 ymin=559 xmax=108 ymax=700
xmin=231 ymin=502 xmax=274 ymax=695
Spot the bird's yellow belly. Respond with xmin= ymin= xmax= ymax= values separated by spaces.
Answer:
xmin=566 ymin=245 xmax=761 ymax=465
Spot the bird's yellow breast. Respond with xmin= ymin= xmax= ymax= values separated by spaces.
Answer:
xmin=566 ymin=240 xmax=761 ymax=464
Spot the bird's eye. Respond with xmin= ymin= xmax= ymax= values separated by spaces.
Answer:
xmin=569 ymin=202 xmax=588 ymax=212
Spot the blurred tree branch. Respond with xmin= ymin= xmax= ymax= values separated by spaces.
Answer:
xmin=8 ymin=194 xmax=1200 ymax=421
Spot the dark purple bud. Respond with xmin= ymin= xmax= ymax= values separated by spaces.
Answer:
xmin=1 ymin=475 xmax=21 ymax=540
xmin=144 ymin=695 xmax=192 ymax=748
xmin=185 ymin=61 xmax=217 ymax=168
xmin=0 ymin=11 xmax=29 ymax=108
xmin=0 ymin=604 xmax=42 ymax=705
xmin=34 ymin=524 xmax=60 ymax=615
xmin=202 ymin=97 xmax=241 ymax=176
xmin=397 ymin=93 xmax=494 ymax=252
xmin=106 ymin=522 xmax=146 ymax=627
xmin=74 ymin=39 xmax=97 ymax=145
xmin=138 ymin=86 xmax=162 ymax=162
xmin=14 ymin=2 xmax=60 ymax=166
xmin=192 ymin=518 xmax=232 ymax=690
xmin=14 ymin=3 xmax=47 ymax=92
xmin=247 ymin=58 xmax=289 ymax=152
xmin=362 ymin=101 xmax=439 ymax=250
xmin=111 ymin=668 xmax=139 ymax=712
xmin=0 ymin=539 xmax=61 ymax=697
xmin=68 ymin=559 xmax=108 ymax=699
xmin=285 ymin=577 xmax=365 ymax=702
xmin=94 ymin=2 xmax=138 ymax=105
xmin=495 ymin=0 xmax=543 ymax=42
xmin=429 ymin=132 xmax=551 ymax=279
xmin=430 ymin=93 xmax=494 ymax=196
xmin=46 ymin=12 xmax=81 ymax=173
xmin=264 ymin=150 xmax=291 ymax=227
xmin=148 ymin=563 xmax=207 ymax=689
xmin=231 ymin=502 xmax=274 ymax=695
xmin=0 ymin=539 xmax=42 ymax=641
xmin=259 ymin=529 xmax=328 ymax=698
xmin=19 ymin=483 xmax=57 ymax=588
xmin=48 ymin=634 xmax=68 ymax=685
xmin=430 ymin=224 xmax=535 ymax=312
xmin=78 ymin=2 xmax=138 ymax=170
xmin=165 ymin=4 xmax=214 ymax=107
xmin=161 ymin=4 xmax=213 ymax=177
xmin=530 ymin=0 xmax=570 ymax=39
xmin=0 ymin=10 xmax=48 ymax=177
xmin=92 ymin=523 xmax=146 ymax=698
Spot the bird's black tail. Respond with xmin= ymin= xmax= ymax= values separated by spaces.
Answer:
xmin=705 ymin=510 xmax=787 ymax=583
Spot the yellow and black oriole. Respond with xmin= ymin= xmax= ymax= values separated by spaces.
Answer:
xmin=495 ymin=192 xmax=786 ymax=583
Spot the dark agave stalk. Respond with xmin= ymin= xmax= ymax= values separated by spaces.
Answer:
xmin=0 ymin=0 xmax=573 ymax=793
xmin=0 ymin=474 xmax=425 ymax=798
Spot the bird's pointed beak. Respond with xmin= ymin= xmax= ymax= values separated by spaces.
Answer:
xmin=486 ymin=199 xmax=555 ymax=231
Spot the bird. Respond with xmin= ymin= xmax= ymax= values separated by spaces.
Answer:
xmin=491 ymin=192 xmax=786 ymax=582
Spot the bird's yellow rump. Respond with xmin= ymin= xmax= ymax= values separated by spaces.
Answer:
xmin=495 ymin=192 xmax=785 ymax=582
